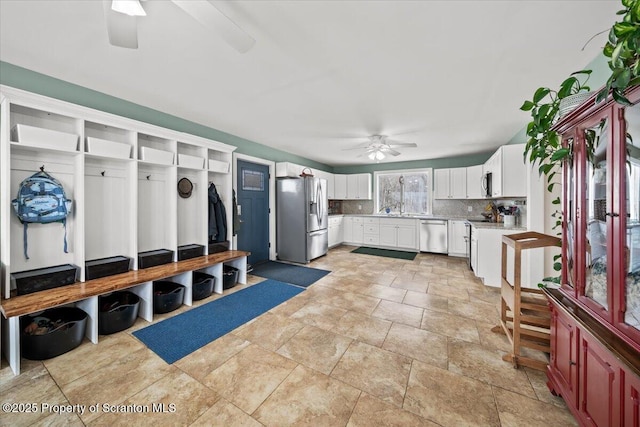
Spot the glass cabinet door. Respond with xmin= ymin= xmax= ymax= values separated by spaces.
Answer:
xmin=583 ymin=117 xmax=610 ymax=313
xmin=564 ymin=136 xmax=577 ymax=290
xmin=623 ymin=101 xmax=640 ymax=333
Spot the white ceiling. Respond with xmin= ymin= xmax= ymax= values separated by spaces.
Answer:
xmin=0 ymin=0 xmax=619 ymax=166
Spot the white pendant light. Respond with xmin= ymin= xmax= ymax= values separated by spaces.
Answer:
xmin=112 ymin=0 xmax=146 ymax=17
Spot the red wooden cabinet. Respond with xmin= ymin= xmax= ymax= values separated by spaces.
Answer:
xmin=545 ymin=86 xmax=640 ymax=426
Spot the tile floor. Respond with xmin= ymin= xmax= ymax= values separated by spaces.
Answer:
xmin=0 ymin=246 xmax=578 ymax=426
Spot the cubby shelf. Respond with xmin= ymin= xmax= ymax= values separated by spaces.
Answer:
xmin=0 ymin=85 xmax=239 ymax=375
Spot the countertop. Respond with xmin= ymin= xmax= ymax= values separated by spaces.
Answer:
xmin=328 ymin=213 xmax=526 ymax=231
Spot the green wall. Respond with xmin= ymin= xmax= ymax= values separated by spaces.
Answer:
xmin=0 ymin=61 xmax=333 ymax=172
xmin=332 ymin=151 xmax=493 ymax=174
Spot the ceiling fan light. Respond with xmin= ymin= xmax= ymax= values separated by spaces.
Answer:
xmin=375 ymin=151 xmax=385 ymax=160
xmin=112 ymin=0 xmax=146 ymax=17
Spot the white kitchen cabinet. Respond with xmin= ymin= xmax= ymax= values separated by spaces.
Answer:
xmin=434 ymin=167 xmax=466 ymax=199
xmin=334 ymin=174 xmax=347 ymax=199
xmin=346 ymin=173 xmax=372 ymax=200
xmin=471 ymin=225 xmax=479 ymax=273
xmin=326 ymin=173 xmax=335 ymax=199
xmin=328 ymin=215 xmax=343 ymax=248
xmin=472 ymin=225 xmax=531 ymax=287
xmin=448 ymin=220 xmax=467 ymax=257
xmin=483 ymin=145 xmax=526 ymax=198
xmin=275 ymin=161 xmax=306 ymax=178
xmin=466 ymin=164 xmax=484 ymax=199
xmin=378 ymin=218 xmax=418 ymax=250
xmin=343 ymin=216 xmax=364 ymax=245
xmin=363 ymin=217 xmax=379 ymax=245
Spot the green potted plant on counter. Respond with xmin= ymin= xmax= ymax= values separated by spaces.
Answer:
xmin=596 ymin=0 xmax=640 ymax=105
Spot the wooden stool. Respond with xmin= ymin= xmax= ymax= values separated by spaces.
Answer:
xmin=491 ymin=231 xmax=561 ymax=371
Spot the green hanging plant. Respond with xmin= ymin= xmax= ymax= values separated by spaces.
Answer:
xmin=596 ymin=0 xmax=640 ymax=105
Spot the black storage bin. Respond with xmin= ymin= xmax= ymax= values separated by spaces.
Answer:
xmin=192 ymin=271 xmax=215 ymax=300
xmin=98 ymin=291 xmax=140 ymax=335
xmin=138 ymin=249 xmax=174 ymax=269
xmin=153 ymin=281 xmax=185 ymax=314
xmin=11 ymin=264 xmax=80 ymax=296
xmin=178 ymin=244 xmax=205 ymax=261
xmin=21 ymin=307 xmax=88 ymax=360
xmin=223 ymin=265 xmax=239 ymax=290
xmin=208 ymin=241 xmax=229 ymax=254
xmin=86 ymin=256 xmax=131 ymax=280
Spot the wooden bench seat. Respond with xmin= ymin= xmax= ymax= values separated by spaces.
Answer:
xmin=1 ymin=250 xmax=250 ymax=376
xmin=1 ymin=250 xmax=250 ymax=319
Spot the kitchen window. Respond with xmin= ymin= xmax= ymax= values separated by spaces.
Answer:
xmin=374 ymin=169 xmax=432 ymax=215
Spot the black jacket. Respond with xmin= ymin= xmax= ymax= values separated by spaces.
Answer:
xmin=208 ymin=183 xmax=227 ymax=242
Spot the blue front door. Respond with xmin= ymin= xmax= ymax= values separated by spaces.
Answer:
xmin=236 ymin=160 xmax=270 ymax=266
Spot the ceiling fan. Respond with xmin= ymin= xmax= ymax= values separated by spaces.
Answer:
xmin=103 ymin=0 xmax=255 ymax=53
xmin=342 ymin=135 xmax=418 ymax=162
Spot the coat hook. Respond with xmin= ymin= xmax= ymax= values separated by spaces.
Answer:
xmin=146 ymin=175 xmax=151 ymax=180
xmin=101 ymin=171 xmax=105 ymax=177
xmin=40 ymin=165 xmax=45 ymax=172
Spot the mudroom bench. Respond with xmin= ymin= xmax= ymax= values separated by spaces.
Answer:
xmin=1 ymin=250 xmax=249 ymax=375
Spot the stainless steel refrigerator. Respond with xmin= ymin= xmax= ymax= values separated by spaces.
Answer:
xmin=276 ymin=177 xmax=328 ymax=264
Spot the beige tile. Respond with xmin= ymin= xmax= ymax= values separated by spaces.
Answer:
xmin=427 ymin=282 xmax=470 ymax=300
xmin=448 ymin=339 xmax=537 ymax=398
xmin=290 ymin=301 xmax=348 ymax=331
xmin=493 ymin=386 xmax=578 ymax=427
xmin=331 ymin=341 xmax=411 ymax=407
xmin=334 ymin=311 xmax=393 ymax=347
xmin=382 ymin=323 xmax=448 ymax=369
xmin=448 ymin=297 xmax=500 ymax=323
xmin=254 ymin=364 xmax=360 ymax=426
xmin=268 ymin=294 xmax=312 ymax=317
xmin=0 ymin=358 xmax=44 ymax=394
xmin=202 ymin=344 xmax=297 ymax=414
xmin=477 ymin=320 xmax=513 ymax=352
xmin=421 ymin=308 xmax=480 ymax=343
xmin=234 ymin=311 xmax=306 ymax=351
xmin=44 ymin=333 xmax=145 ymax=386
xmin=277 ymin=325 xmax=352 ymax=374
xmin=371 ymin=300 xmax=424 ymax=328
xmin=356 ymin=283 xmax=407 ymax=303
xmin=404 ymin=360 xmax=500 ymax=426
xmin=88 ymin=370 xmax=218 ymax=426
xmin=525 ymin=368 xmax=568 ymax=408
xmin=60 ymin=348 xmax=176 ymax=424
xmin=175 ymin=334 xmax=251 ymax=382
xmin=402 ymin=290 xmax=448 ymax=312
xmin=0 ymin=364 xmax=78 ymax=427
xmin=389 ymin=276 xmax=429 ymax=293
xmin=347 ymin=393 xmax=438 ymax=427
xmin=318 ymin=290 xmax=381 ymax=315
xmin=190 ymin=398 xmax=262 ymax=427
xmin=431 ymin=266 xmax=466 ymax=278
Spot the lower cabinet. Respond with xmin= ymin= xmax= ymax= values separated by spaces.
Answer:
xmin=378 ymin=218 xmax=418 ymax=250
xmin=343 ymin=217 xmax=364 ymax=245
xmin=448 ymin=220 xmax=467 ymax=257
xmin=328 ymin=216 xmax=344 ymax=248
xmin=548 ymin=297 xmax=639 ymax=427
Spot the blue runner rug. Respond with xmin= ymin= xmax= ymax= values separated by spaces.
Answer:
xmin=250 ymin=261 xmax=330 ymax=287
xmin=132 ymin=279 xmax=304 ymax=364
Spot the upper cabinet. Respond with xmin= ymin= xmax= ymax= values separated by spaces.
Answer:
xmin=346 ymin=173 xmax=372 ymax=200
xmin=334 ymin=174 xmax=347 ymax=199
xmin=466 ymin=165 xmax=484 ymax=199
xmin=434 ymin=167 xmax=466 ymax=199
xmin=484 ymin=145 xmax=526 ymax=198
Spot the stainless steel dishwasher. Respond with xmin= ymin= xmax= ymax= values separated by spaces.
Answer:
xmin=419 ymin=219 xmax=448 ymax=253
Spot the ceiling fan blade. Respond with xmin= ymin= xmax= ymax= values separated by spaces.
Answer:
xmin=381 ymin=147 xmax=402 ymax=156
xmin=386 ymin=140 xmax=417 ymax=148
xmin=103 ymin=0 xmax=139 ymax=49
xmin=171 ymin=0 xmax=255 ymax=53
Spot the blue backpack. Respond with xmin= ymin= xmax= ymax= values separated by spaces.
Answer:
xmin=12 ymin=169 xmax=72 ymax=259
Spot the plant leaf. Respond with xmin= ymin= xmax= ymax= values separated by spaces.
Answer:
xmin=520 ymin=100 xmax=535 ymax=111
xmin=614 ymin=22 xmax=637 ymax=37
xmin=559 ymin=77 xmax=578 ymax=98
xmin=533 ymin=87 xmax=551 ymax=103
xmin=612 ymin=88 xmax=633 ymax=105
xmin=551 ymin=148 xmax=570 ymax=161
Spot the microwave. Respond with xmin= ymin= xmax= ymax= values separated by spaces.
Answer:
xmin=482 ymin=172 xmax=492 ymax=198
